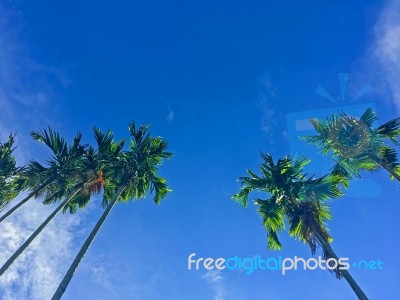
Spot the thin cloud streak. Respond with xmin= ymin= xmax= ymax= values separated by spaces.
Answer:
xmin=202 ymin=270 xmax=227 ymax=300
xmin=0 ymin=3 xmax=71 ymax=163
xmin=0 ymin=4 xmax=88 ymax=299
xmin=166 ymin=103 xmax=175 ymax=124
xmin=372 ymin=0 xmax=400 ymax=112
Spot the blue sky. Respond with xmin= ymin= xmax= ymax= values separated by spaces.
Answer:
xmin=0 ymin=0 xmax=400 ymax=299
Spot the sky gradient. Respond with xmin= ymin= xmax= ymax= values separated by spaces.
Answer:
xmin=0 ymin=1 xmax=400 ymax=299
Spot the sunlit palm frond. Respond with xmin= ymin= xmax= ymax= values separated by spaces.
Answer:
xmin=360 ymin=108 xmax=377 ymax=128
xmin=255 ymin=197 xmax=285 ymax=250
xmin=300 ymin=174 xmax=343 ymax=201
xmin=0 ymin=134 xmax=23 ymax=210
xmin=31 ymin=128 xmax=68 ymax=158
xmin=233 ymin=153 xmax=340 ymax=256
xmin=102 ymin=122 xmax=172 ymax=206
xmin=377 ymin=146 xmax=400 ymax=169
xmin=232 ymin=185 xmax=255 ymax=208
xmin=288 ymin=198 xmax=332 ymax=253
xmin=63 ymin=192 xmax=92 ymax=214
xmin=377 ymin=116 xmax=400 ymax=145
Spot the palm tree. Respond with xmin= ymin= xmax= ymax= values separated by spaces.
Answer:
xmin=303 ymin=108 xmax=400 ymax=182
xmin=0 ymin=128 xmax=86 ymax=224
xmin=51 ymin=123 xmax=173 ymax=300
xmin=232 ymin=153 xmax=368 ymax=300
xmin=0 ymin=134 xmax=22 ymax=211
xmin=45 ymin=127 xmax=125 ymax=214
xmin=0 ymin=129 xmax=88 ymax=276
xmin=0 ymin=127 xmax=125 ymax=277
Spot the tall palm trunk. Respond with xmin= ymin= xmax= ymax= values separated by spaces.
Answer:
xmin=0 ymin=187 xmax=82 ymax=277
xmin=51 ymin=185 xmax=126 ymax=300
xmin=312 ymin=229 xmax=368 ymax=300
xmin=0 ymin=182 xmax=48 ymax=224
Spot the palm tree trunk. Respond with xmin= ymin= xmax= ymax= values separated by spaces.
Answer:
xmin=313 ymin=230 xmax=368 ymax=300
xmin=51 ymin=185 xmax=126 ymax=300
xmin=370 ymin=154 xmax=400 ymax=182
xmin=0 ymin=187 xmax=82 ymax=277
xmin=0 ymin=183 xmax=47 ymax=224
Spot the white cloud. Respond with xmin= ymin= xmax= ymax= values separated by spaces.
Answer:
xmin=0 ymin=3 xmax=71 ymax=163
xmin=257 ymin=75 xmax=286 ymax=149
xmin=0 ymin=198 xmax=85 ymax=300
xmin=202 ymin=270 xmax=223 ymax=283
xmin=0 ymin=4 xmax=88 ymax=299
xmin=258 ymin=75 xmax=279 ymax=135
xmin=87 ymin=254 xmax=117 ymax=293
xmin=202 ymin=270 xmax=227 ymax=300
xmin=372 ymin=0 xmax=400 ymax=112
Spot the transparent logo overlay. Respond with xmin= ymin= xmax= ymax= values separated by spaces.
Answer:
xmin=286 ymin=73 xmax=381 ymax=198
xmin=188 ymin=253 xmax=383 ymax=276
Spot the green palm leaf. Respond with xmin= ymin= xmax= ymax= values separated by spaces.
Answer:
xmin=304 ymin=108 xmax=400 ymax=182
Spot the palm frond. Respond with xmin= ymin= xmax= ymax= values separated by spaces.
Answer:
xmin=302 ymin=108 xmax=400 ymax=183
xmin=377 ymin=117 xmax=400 ymax=145
xmin=233 ymin=153 xmax=341 ymax=262
xmin=0 ymin=133 xmax=22 ymax=210
xmin=360 ymin=108 xmax=377 ymax=128
xmin=101 ymin=123 xmax=172 ymax=207
xmin=232 ymin=186 xmax=253 ymax=207
xmin=255 ymin=198 xmax=285 ymax=250
xmin=63 ymin=192 xmax=91 ymax=214
xmin=148 ymin=174 xmax=170 ymax=204
xmin=377 ymin=146 xmax=399 ymax=169
xmin=31 ymin=128 xmax=68 ymax=157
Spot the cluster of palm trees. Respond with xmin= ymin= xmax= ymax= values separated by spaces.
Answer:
xmin=233 ymin=108 xmax=400 ymax=300
xmin=0 ymin=123 xmax=172 ymax=299
xmin=0 ymin=108 xmax=399 ymax=299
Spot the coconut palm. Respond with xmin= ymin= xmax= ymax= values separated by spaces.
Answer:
xmin=303 ymin=108 xmax=400 ymax=182
xmin=0 ymin=127 xmax=125 ymax=277
xmin=232 ymin=153 xmax=368 ymax=300
xmin=52 ymin=123 xmax=173 ymax=300
xmin=0 ymin=134 xmax=23 ymax=211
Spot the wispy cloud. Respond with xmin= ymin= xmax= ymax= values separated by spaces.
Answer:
xmin=258 ymin=75 xmax=279 ymax=135
xmin=87 ymin=254 xmax=117 ymax=293
xmin=371 ymin=0 xmax=400 ymax=112
xmin=0 ymin=199 xmax=84 ymax=300
xmin=257 ymin=74 xmax=288 ymax=146
xmin=0 ymin=3 xmax=70 ymax=162
xmin=202 ymin=270 xmax=227 ymax=300
xmin=166 ymin=104 xmax=175 ymax=124
xmin=0 ymin=3 xmax=87 ymax=299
